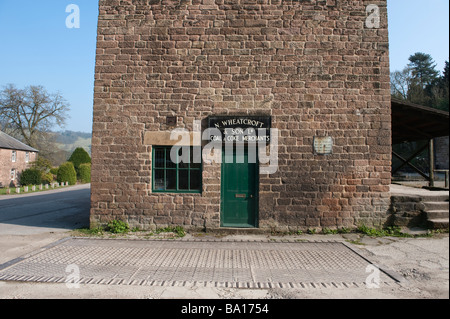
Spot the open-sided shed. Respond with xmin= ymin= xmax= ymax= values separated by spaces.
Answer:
xmin=391 ymin=98 xmax=449 ymax=187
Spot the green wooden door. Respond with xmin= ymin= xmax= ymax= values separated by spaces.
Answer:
xmin=221 ymin=148 xmax=258 ymax=228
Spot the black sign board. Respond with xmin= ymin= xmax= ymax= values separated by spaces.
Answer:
xmin=208 ymin=116 xmax=271 ymax=143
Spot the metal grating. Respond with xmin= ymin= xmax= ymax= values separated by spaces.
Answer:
xmin=0 ymin=238 xmax=399 ymax=288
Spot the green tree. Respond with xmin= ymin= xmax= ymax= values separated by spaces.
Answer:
xmin=68 ymin=147 xmax=91 ymax=176
xmin=41 ymin=172 xmax=54 ymax=185
xmin=391 ymin=53 xmax=448 ymax=110
xmin=408 ymin=52 xmax=440 ymax=88
xmin=57 ymin=162 xmax=77 ymax=185
xmin=405 ymin=53 xmax=440 ymax=107
xmin=30 ymin=157 xmax=54 ymax=185
xmin=30 ymin=157 xmax=52 ymax=173
xmin=432 ymin=61 xmax=449 ymax=111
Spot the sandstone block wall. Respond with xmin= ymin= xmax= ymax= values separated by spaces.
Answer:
xmin=91 ymin=0 xmax=391 ymax=231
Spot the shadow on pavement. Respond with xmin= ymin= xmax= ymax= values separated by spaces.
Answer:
xmin=0 ymin=186 xmax=91 ymax=231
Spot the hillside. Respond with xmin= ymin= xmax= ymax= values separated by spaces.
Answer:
xmin=54 ymin=130 xmax=92 ymax=155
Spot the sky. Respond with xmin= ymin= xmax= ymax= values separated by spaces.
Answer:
xmin=0 ymin=0 xmax=449 ymax=134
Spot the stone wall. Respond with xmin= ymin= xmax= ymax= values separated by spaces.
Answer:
xmin=388 ymin=195 xmax=426 ymax=228
xmin=91 ymin=0 xmax=391 ymax=231
xmin=0 ymin=149 xmax=37 ymax=187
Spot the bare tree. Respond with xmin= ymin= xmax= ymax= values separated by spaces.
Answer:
xmin=0 ymin=84 xmax=70 ymax=148
xmin=390 ymin=67 xmax=412 ymax=100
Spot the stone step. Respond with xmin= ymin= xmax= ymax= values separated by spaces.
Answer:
xmin=425 ymin=210 xmax=449 ymax=219
xmin=391 ymin=195 xmax=449 ymax=203
xmin=427 ymin=218 xmax=449 ymax=229
xmin=423 ymin=201 xmax=449 ymax=211
xmin=421 ymin=195 xmax=449 ymax=202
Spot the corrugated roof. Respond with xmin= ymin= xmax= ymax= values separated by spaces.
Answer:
xmin=0 ymin=131 xmax=39 ymax=152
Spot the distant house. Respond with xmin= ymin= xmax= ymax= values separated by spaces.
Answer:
xmin=0 ymin=131 xmax=39 ymax=187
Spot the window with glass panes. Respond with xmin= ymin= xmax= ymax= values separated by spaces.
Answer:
xmin=152 ymin=146 xmax=202 ymax=193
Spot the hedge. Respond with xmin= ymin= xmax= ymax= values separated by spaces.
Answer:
xmin=68 ymin=147 xmax=91 ymax=176
xmin=57 ymin=162 xmax=77 ymax=185
xmin=19 ymin=168 xmax=42 ymax=186
xmin=79 ymin=163 xmax=91 ymax=183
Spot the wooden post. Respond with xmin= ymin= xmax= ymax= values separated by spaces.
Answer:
xmin=446 ymin=171 xmax=449 ymax=189
xmin=435 ymin=169 xmax=450 ymax=189
xmin=429 ymin=139 xmax=435 ymax=187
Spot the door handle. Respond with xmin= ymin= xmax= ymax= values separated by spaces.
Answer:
xmin=235 ymin=194 xmax=254 ymax=199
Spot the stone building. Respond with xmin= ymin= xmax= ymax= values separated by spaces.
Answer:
xmin=91 ymin=0 xmax=392 ymax=232
xmin=0 ymin=131 xmax=39 ymax=188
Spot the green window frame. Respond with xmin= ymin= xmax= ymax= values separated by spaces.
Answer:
xmin=152 ymin=146 xmax=202 ymax=193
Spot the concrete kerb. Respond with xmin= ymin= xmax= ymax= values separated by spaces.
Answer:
xmin=0 ymin=183 xmax=90 ymax=201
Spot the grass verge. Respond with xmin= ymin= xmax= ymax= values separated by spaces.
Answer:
xmin=73 ymin=221 xmax=186 ymax=239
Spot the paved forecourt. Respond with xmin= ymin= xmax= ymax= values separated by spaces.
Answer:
xmin=0 ymin=238 xmax=400 ymax=289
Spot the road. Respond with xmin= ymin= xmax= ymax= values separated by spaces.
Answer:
xmin=0 ymin=184 xmax=90 ymax=235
